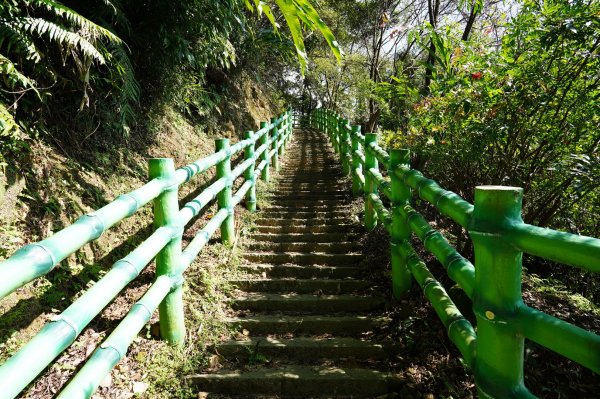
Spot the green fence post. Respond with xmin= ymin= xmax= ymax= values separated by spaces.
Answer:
xmin=278 ymin=116 xmax=285 ymax=159
xmin=337 ymin=116 xmax=345 ymax=155
xmin=340 ymin=119 xmax=351 ymax=176
xmin=332 ymin=114 xmax=339 ymax=153
xmin=390 ymin=149 xmax=412 ymax=298
xmin=244 ymin=131 xmax=257 ymax=212
xmin=270 ymin=117 xmax=280 ymax=172
xmin=351 ymin=126 xmax=363 ymax=196
xmin=364 ymin=133 xmax=378 ymax=231
xmin=260 ymin=121 xmax=270 ymax=182
xmin=318 ymin=109 xmax=322 ymax=131
xmin=148 ymin=158 xmax=185 ymax=346
xmin=470 ymin=186 xmax=532 ymax=398
xmin=215 ymin=139 xmax=235 ymax=244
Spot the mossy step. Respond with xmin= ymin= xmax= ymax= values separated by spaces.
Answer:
xmin=185 ymin=365 xmax=402 ymax=397
xmin=262 ymin=204 xmax=352 ymax=212
xmin=239 ymin=264 xmax=362 ymax=279
xmin=255 ymin=218 xmax=350 ymax=227
xmin=270 ymin=198 xmax=349 ymax=205
xmin=277 ymin=178 xmax=344 ymax=184
xmin=232 ymin=293 xmax=385 ymax=313
xmin=274 ymin=188 xmax=347 ymax=194
xmin=269 ymin=193 xmax=349 ymax=200
xmin=216 ymin=337 xmax=395 ymax=361
xmin=272 ymin=188 xmax=347 ymax=193
xmin=255 ymin=225 xmax=358 ymax=234
xmin=224 ymin=315 xmax=388 ymax=335
xmin=249 ymin=232 xmax=359 ymax=243
xmin=231 ymin=279 xmax=371 ymax=294
xmin=254 ymin=210 xmax=352 ymax=219
xmin=275 ymin=178 xmax=345 ymax=184
xmin=245 ymin=241 xmax=359 ymax=253
xmin=242 ymin=252 xmax=361 ymax=266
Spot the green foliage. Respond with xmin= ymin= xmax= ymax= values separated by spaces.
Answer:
xmin=0 ymin=0 xmax=137 ymax=145
xmin=383 ymin=0 xmax=600 ymax=240
xmin=247 ymin=0 xmax=342 ymax=73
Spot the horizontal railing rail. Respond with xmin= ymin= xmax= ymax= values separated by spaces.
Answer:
xmin=308 ymin=108 xmax=600 ymax=399
xmin=0 ymin=109 xmax=295 ymax=398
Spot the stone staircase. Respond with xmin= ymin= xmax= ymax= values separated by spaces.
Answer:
xmin=186 ymin=129 xmax=401 ymax=397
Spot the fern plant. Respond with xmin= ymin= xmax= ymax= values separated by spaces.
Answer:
xmin=0 ymin=0 xmax=138 ymax=138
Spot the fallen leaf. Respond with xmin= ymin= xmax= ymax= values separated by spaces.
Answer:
xmin=132 ymin=381 xmax=148 ymax=394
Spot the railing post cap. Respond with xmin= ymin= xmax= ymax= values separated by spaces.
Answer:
xmin=351 ymin=125 xmax=361 ymax=132
xmin=390 ymin=149 xmax=410 ymax=167
xmin=243 ymin=130 xmax=253 ymax=139
xmin=148 ymin=157 xmax=174 ymax=164
xmin=260 ymin=121 xmax=268 ymax=128
xmin=215 ymin=138 xmax=230 ymax=149
xmin=365 ymin=132 xmax=378 ymax=143
xmin=473 ymin=185 xmax=523 ymax=227
xmin=148 ymin=158 xmax=175 ymax=177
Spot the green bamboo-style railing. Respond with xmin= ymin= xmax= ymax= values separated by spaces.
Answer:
xmin=308 ymin=108 xmax=600 ymax=399
xmin=0 ymin=109 xmax=294 ymax=399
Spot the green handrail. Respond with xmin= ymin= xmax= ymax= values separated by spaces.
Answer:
xmin=310 ymin=108 xmax=600 ymax=398
xmin=0 ymin=109 xmax=294 ymax=399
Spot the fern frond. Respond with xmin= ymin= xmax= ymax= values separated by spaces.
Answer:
xmin=29 ymin=0 xmax=122 ymax=44
xmin=21 ymin=17 xmax=106 ymax=63
xmin=0 ymin=21 xmax=42 ymax=63
xmin=108 ymin=42 xmax=139 ymax=135
xmin=0 ymin=53 xmax=39 ymax=93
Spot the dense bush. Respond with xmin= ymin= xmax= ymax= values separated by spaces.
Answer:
xmin=382 ymin=0 xmax=599 ymax=239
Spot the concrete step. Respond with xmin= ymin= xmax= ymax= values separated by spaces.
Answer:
xmin=216 ymin=337 xmax=394 ymax=361
xmin=255 ymin=218 xmax=350 ymax=227
xmin=269 ymin=198 xmax=348 ymax=205
xmin=243 ymin=252 xmax=361 ymax=266
xmin=272 ymin=190 xmax=347 ymax=195
xmin=231 ymin=279 xmax=371 ymax=294
xmin=255 ymin=225 xmax=358 ymax=234
xmin=249 ymin=233 xmax=359 ymax=243
xmin=232 ymin=293 xmax=386 ymax=313
xmin=245 ymin=241 xmax=360 ymax=253
xmin=258 ymin=210 xmax=351 ymax=218
xmin=270 ymin=194 xmax=349 ymax=200
xmin=185 ymin=366 xmax=402 ymax=397
xmin=224 ymin=315 xmax=388 ymax=335
xmin=275 ymin=179 xmax=344 ymax=184
xmin=239 ymin=264 xmax=362 ymax=279
xmin=261 ymin=205 xmax=353 ymax=213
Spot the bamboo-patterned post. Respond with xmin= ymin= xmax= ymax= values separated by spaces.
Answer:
xmin=317 ymin=109 xmax=321 ymax=131
xmin=260 ymin=121 xmax=270 ymax=182
xmin=148 ymin=158 xmax=185 ymax=345
xmin=278 ymin=116 xmax=285 ymax=159
xmin=244 ymin=131 xmax=257 ymax=212
xmin=215 ymin=139 xmax=234 ymax=244
xmin=332 ymin=115 xmax=339 ymax=153
xmin=337 ymin=116 xmax=344 ymax=155
xmin=390 ymin=149 xmax=412 ymax=298
xmin=364 ymin=133 xmax=378 ymax=231
xmin=340 ymin=119 xmax=351 ymax=176
xmin=287 ymin=110 xmax=293 ymax=145
xmin=351 ymin=126 xmax=363 ymax=196
xmin=470 ymin=186 xmax=529 ymax=398
xmin=270 ymin=117 xmax=280 ymax=172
